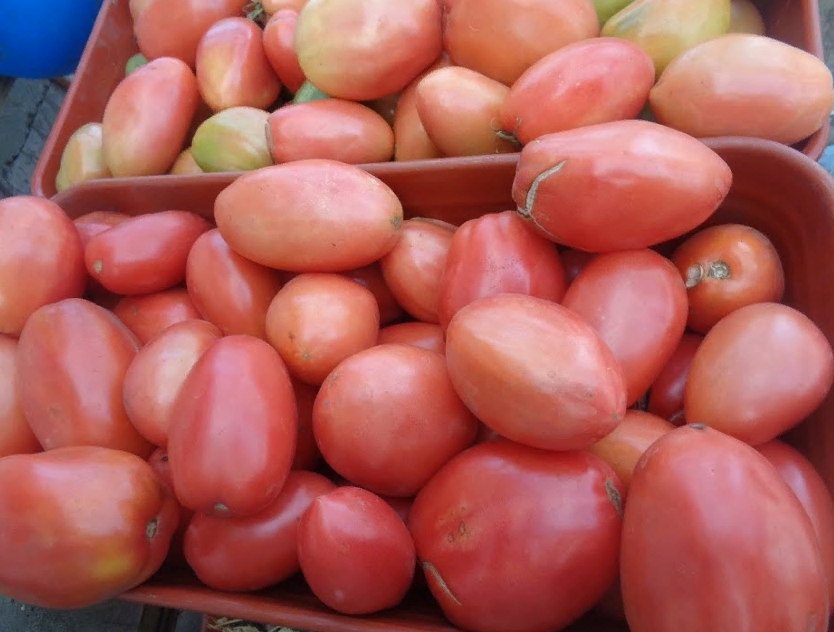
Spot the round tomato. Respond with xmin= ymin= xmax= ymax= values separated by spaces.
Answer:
xmin=377 ymin=322 xmax=445 ymax=354
xmin=262 ymin=10 xmax=305 ymax=94
xmin=408 ymin=440 xmax=623 ymax=632
xmin=344 ymin=263 xmax=403 ymax=326
xmin=647 ymin=332 xmax=703 ymax=424
xmin=298 ymin=486 xmax=416 ymax=615
xmin=114 ymin=289 xmax=203 ymax=345
xmin=0 ymin=336 xmax=41 ymax=458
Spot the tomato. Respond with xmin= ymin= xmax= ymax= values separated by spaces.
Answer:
xmin=442 ymin=0 xmax=599 ymax=86
xmin=168 ymin=335 xmax=297 ymax=517
xmin=621 ymin=424 xmax=830 ymax=632
xmin=265 ymin=273 xmax=380 ymax=385
xmin=561 ymin=249 xmax=594 ymax=285
xmin=135 ymin=0 xmax=249 ymax=68
xmin=215 ymin=160 xmax=403 ymax=271
xmin=85 ymin=211 xmax=211 ymax=296
xmin=55 ymin=123 xmax=111 ymax=193
xmin=0 ymin=196 xmax=86 ymax=336
xmin=262 ymin=10 xmax=306 ymax=93
xmin=295 ymin=0 xmax=442 ymax=101
xmin=0 ymin=336 xmax=41 ymax=458
xmin=114 ymin=289 xmax=203 ymax=345
xmin=0 ymin=447 xmax=179 ymax=608
xmin=500 ymin=39 xmax=655 ymax=145
xmin=129 ymin=0 xmax=152 ymax=22
xmin=190 ymin=106 xmax=273 ymax=173
xmin=291 ymin=378 xmax=321 ymax=470
xmin=102 ymin=58 xmax=200 ymax=177
xmin=562 ymin=249 xmax=688 ymax=405
xmin=196 ymin=17 xmax=281 ymax=112
xmin=344 ymin=264 xmax=403 ymax=325
xmin=415 ymin=67 xmax=517 ymax=157
xmin=313 ymin=344 xmax=478 ymax=496
xmin=266 ymin=100 xmax=395 ymax=164
xmin=17 ymin=299 xmax=152 ymax=458
xmin=169 ymin=149 xmax=204 ymax=175
xmin=729 ymin=0 xmax=765 ymax=34
xmin=381 ymin=495 xmax=414 ymax=524
xmin=75 ymin=210 xmax=130 ymax=241
xmin=512 ymin=120 xmax=733 ymax=252
xmin=650 ymin=34 xmax=834 ymax=145
xmin=685 ymin=302 xmax=834 ymax=445
xmin=671 ymin=223 xmax=785 ymax=334
xmin=298 ymin=486 xmax=416 ymax=615
xmin=438 ymin=211 xmax=567 ymax=332
xmin=377 ymin=322 xmax=445 ymax=354
xmin=758 ymin=440 xmax=834 ymax=610
xmin=263 ymin=0 xmax=308 ymax=15
xmin=123 ymin=320 xmax=222 ymax=447
xmin=148 ymin=448 xmax=193 ymax=568
xmin=647 ymin=332 xmax=703 ymax=424
xmin=445 ymin=294 xmax=627 ymax=451
xmin=184 ymin=470 xmax=335 ymax=592
xmin=409 ymin=440 xmax=623 ymax=632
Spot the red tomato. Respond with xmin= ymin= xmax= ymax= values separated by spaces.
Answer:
xmin=379 ymin=219 xmax=455 ymax=323
xmin=561 ymin=249 xmax=594 ymax=284
xmin=344 ymin=263 xmax=403 ymax=325
xmin=136 ymin=0 xmax=249 ymax=68
xmin=123 ymin=320 xmax=222 ymax=447
xmin=621 ymin=425 xmax=830 ymax=632
xmin=298 ymin=486 xmax=416 ymax=615
xmin=265 ymin=273 xmax=380 ymax=385
xmin=102 ymin=58 xmax=200 ymax=177
xmin=442 ymin=0 xmax=599 ymax=86
xmin=313 ymin=344 xmax=478 ymax=497
xmin=647 ymin=332 xmax=703 ymax=424
xmin=512 ymin=120 xmax=733 ymax=252
xmin=438 ymin=211 xmax=567 ymax=331
xmin=0 ymin=336 xmax=41 ymax=458
xmin=377 ymin=322 xmax=445 ymax=354
xmin=671 ymin=223 xmax=786 ymax=334
xmin=262 ymin=10 xmax=305 ymax=94
xmin=291 ymin=378 xmax=321 ymax=470
xmin=74 ymin=211 xmax=131 ymax=244
xmin=685 ymin=302 xmax=834 ymax=445
xmin=295 ymin=0 xmax=442 ymax=101
xmin=168 ymin=335 xmax=297 ymax=517
xmin=196 ymin=17 xmax=281 ymax=112
xmin=0 ymin=196 xmax=86 ymax=336
xmin=446 ymin=294 xmax=627 ymax=451
xmin=0 ymin=447 xmax=179 ymax=608
xmin=758 ymin=440 xmax=834 ymax=610
xmin=148 ymin=447 xmax=193 ymax=568
xmin=86 ymin=211 xmax=211 ymax=296
xmin=409 ymin=440 xmax=623 ymax=632
xmin=114 ymin=289 xmax=203 ymax=345
xmin=17 ymin=299 xmax=152 ymax=458
xmin=184 ymin=470 xmax=335 ymax=591
xmin=562 ymin=249 xmax=688 ymax=405
xmin=393 ymin=54 xmax=452 ymax=161
xmin=186 ymin=229 xmax=283 ymax=339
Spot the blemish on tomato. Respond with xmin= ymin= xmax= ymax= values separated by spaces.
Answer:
xmin=92 ymin=260 xmax=104 ymax=274
xmin=605 ymin=479 xmax=623 ymax=518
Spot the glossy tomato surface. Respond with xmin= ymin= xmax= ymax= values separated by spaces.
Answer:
xmin=377 ymin=322 xmax=445 ymax=354
xmin=0 ymin=335 xmax=41 ymax=458
xmin=114 ymin=289 xmax=203 ymax=345
xmin=392 ymin=55 xmax=452 ymax=161
xmin=647 ymin=332 xmax=703 ymax=423
xmin=262 ymin=10 xmax=305 ymax=93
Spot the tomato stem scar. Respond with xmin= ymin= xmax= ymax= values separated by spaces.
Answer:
xmin=690 ymin=423 xmax=707 ymax=430
xmin=422 ymin=560 xmax=462 ymax=606
xmin=146 ymin=517 xmax=159 ymax=540
xmin=605 ymin=479 xmax=623 ymax=518
xmin=516 ymin=160 xmax=566 ymax=241
xmin=684 ymin=263 xmax=704 ymax=288
xmin=707 ymin=261 xmax=731 ymax=280
xmin=213 ymin=503 xmax=229 ymax=514
xmin=92 ymin=260 xmax=103 ymax=274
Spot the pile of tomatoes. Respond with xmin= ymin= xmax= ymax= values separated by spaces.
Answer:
xmin=55 ymin=0 xmax=833 ymax=194
xmin=3 ymin=117 xmax=834 ymax=632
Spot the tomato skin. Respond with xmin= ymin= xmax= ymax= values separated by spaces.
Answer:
xmin=196 ymin=17 xmax=281 ymax=113
xmin=184 ymin=470 xmax=335 ymax=592
xmin=621 ymin=425 xmax=830 ymax=632
xmin=123 ymin=320 xmax=222 ymax=447
xmin=102 ymin=58 xmax=200 ymax=177
xmin=17 ymin=299 xmax=152 ymax=458
xmin=0 ymin=447 xmax=179 ymax=608
xmin=148 ymin=448 xmax=193 ymax=568
xmin=562 ymin=249 xmax=688 ymax=405
xmin=393 ymin=55 xmax=452 ymax=162
xmin=561 ymin=249 xmax=594 ymax=284
xmin=501 ymin=38 xmax=656 ymax=145
xmin=729 ymin=0 xmax=765 ymax=34
xmin=114 ymin=289 xmax=203 ymax=345
xmin=647 ymin=332 xmax=703 ymax=424
xmin=298 ymin=486 xmax=416 ymax=615
xmin=408 ymin=440 xmax=623 ymax=632
xmin=344 ymin=264 xmax=403 ymax=326
xmin=263 ymin=0 xmax=308 ymax=15
xmin=446 ymin=294 xmax=627 ymax=451
xmin=295 ymin=0 xmax=442 ymax=101
xmin=290 ymin=378 xmax=321 ymax=470
xmin=168 ymin=335 xmax=297 ymax=517
xmin=86 ymin=211 xmax=211 ymax=296
xmin=671 ymin=224 xmax=785 ymax=334
xmin=438 ymin=211 xmax=567 ymax=332
xmin=76 ymin=213 xmax=131 ymax=297
xmin=378 ymin=322 xmax=445 ymax=354
xmin=0 ymin=196 xmax=86 ymax=336
xmin=313 ymin=344 xmax=478 ymax=497
xmin=758 ymin=440 xmax=834 ymax=611
xmin=512 ymin=120 xmax=733 ymax=252
xmin=262 ymin=10 xmax=305 ymax=94
xmin=265 ymin=273 xmax=380 ymax=385
xmin=55 ymin=123 xmax=111 ymax=193
xmin=0 ymin=336 xmax=41 ymax=458
xmin=685 ymin=302 xmax=834 ymax=445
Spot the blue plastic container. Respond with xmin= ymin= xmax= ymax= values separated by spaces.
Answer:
xmin=0 ymin=0 xmax=105 ymax=79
